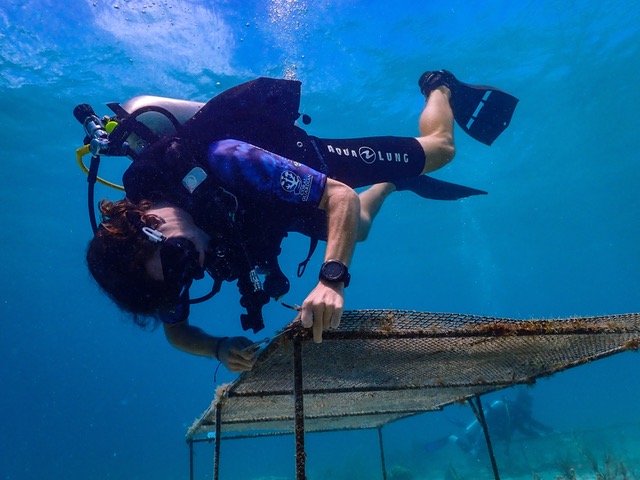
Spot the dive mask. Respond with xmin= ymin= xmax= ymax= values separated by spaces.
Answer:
xmin=159 ymin=237 xmax=205 ymax=295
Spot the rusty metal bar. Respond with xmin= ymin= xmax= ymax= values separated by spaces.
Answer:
xmin=293 ymin=334 xmax=306 ymax=480
xmin=229 ymin=382 xmax=511 ymax=397
xmin=469 ymin=395 xmax=501 ymax=480
xmin=377 ymin=427 xmax=387 ymax=480
xmin=213 ymin=402 xmax=222 ymax=480
xmin=188 ymin=440 xmax=194 ymax=480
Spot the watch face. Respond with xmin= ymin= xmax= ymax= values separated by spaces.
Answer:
xmin=323 ymin=261 xmax=344 ymax=280
xmin=320 ymin=260 xmax=350 ymax=287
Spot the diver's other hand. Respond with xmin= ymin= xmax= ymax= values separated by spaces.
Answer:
xmin=217 ymin=336 xmax=257 ymax=372
xmin=299 ymin=281 xmax=344 ymax=343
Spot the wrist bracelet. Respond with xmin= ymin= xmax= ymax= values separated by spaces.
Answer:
xmin=215 ymin=337 xmax=229 ymax=360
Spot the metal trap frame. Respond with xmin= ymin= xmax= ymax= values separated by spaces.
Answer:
xmin=185 ymin=310 xmax=640 ymax=479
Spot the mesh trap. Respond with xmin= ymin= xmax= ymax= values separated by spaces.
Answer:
xmin=186 ymin=309 xmax=640 ymax=441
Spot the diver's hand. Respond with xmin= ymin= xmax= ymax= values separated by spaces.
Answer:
xmin=299 ymin=281 xmax=344 ymax=343
xmin=217 ymin=336 xmax=258 ymax=372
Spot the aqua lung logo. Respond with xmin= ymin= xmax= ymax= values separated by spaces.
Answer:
xmin=359 ymin=147 xmax=376 ymax=165
xmin=280 ymin=170 xmax=313 ymax=201
xmin=326 ymin=144 xmax=410 ymax=164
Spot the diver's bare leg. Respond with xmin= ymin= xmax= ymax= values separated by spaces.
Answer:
xmin=357 ymin=183 xmax=395 ymax=241
xmin=416 ymin=86 xmax=455 ymax=173
xmin=357 ymin=86 xmax=456 ymax=241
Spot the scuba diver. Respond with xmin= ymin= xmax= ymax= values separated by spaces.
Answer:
xmin=74 ymin=71 xmax=518 ymax=372
xmin=432 ymin=391 xmax=554 ymax=460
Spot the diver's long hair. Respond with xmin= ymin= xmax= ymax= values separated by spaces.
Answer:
xmin=86 ymin=198 xmax=169 ymax=328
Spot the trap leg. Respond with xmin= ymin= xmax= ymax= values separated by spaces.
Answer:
xmin=293 ymin=334 xmax=307 ymax=480
xmin=468 ymin=395 xmax=501 ymax=480
xmin=378 ymin=427 xmax=387 ymax=480
xmin=188 ymin=440 xmax=194 ymax=480
xmin=213 ymin=402 xmax=222 ymax=480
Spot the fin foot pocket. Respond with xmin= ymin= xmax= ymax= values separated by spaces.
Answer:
xmin=418 ymin=69 xmax=519 ymax=146
xmin=418 ymin=69 xmax=458 ymax=98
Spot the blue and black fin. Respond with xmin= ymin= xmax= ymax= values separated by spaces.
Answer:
xmin=393 ymin=175 xmax=487 ymax=200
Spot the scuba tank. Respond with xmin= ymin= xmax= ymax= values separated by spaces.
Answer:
xmin=74 ymin=96 xmax=204 ymax=196
xmin=110 ymin=95 xmax=204 ymax=157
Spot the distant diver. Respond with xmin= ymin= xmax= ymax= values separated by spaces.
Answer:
xmin=74 ymin=71 xmax=518 ymax=371
xmin=427 ymin=391 xmax=553 ymax=459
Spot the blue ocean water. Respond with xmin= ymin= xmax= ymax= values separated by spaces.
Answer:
xmin=1 ymin=0 xmax=639 ymax=479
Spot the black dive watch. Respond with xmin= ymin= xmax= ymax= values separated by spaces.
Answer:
xmin=319 ymin=260 xmax=351 ymax=287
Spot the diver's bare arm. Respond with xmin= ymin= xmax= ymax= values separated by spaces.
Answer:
xmin=299 ymin=178 xmax=360 ymax=342
xmin=163 ymin=321 xmax=221 ymax=358
xmin=163 ymin=322 xmax=256 ymax=371
xmin=320 ymin=178 xmax=360 ymax=266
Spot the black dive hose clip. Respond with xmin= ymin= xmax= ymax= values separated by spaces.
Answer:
xmin=238 ymin=271 xmax=269 ymax=333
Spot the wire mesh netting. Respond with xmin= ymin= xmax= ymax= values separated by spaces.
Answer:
xmin=186 ymin=310 xmax=640 ymax=440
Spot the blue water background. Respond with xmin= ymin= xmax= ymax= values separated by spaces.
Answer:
xmin=1 ymin=0 xmax=639 ymax=478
